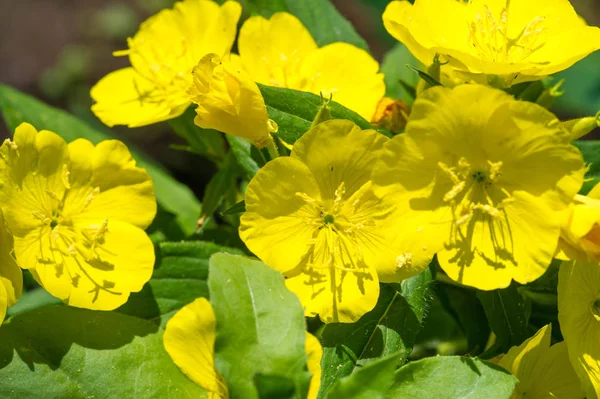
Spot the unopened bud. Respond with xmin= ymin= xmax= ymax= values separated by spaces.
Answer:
xmin=371 ymin=97 xmax=411 ymax=133
xmin=561 ymin=111 xmax=600 ymax=141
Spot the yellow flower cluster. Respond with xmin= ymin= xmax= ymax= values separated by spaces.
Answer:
xmin=40 ymin=0 xmax=600 ymax=396
xmin=91 ymin=0 xmax=384 ymax=148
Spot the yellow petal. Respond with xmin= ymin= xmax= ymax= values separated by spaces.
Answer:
xmin=90 ymin=68 xmax=184 ymax=128
xmin=285 ymin=229 xmax=380 ymax=324
xmin=298 ymin=43 xmax=385 ymax=120
xmin=291 ymin=120 xmax=387 ymax=200
xmin=238 ymin=12 xmax=318 ymax=88
xmin=558 ymin=260 xmax=600 ymax=398
xmin=305 ymin=333 xmax=322 ymax=399
xmin=164 ymin=298 xmax=227 ymax=398
xmin=0 ymin=209 xmax=22 ymax=323
xmin=240 ymin=157 xmax=322 ymax=274
xmin=64 ymin=139 xmax=157 ymax=230
xmin=190 ymin=54 xmax=275 ymax=148
xmin=499 ymin=324 xmax=584 ymax=398
xmin=31 ymin=219 xmax=154 ymax=310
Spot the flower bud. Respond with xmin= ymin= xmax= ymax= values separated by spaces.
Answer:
xmin=371 ymin=97 xmax=411 ymax=133
xmin=189 ymin=54 xmax=277 ymax=149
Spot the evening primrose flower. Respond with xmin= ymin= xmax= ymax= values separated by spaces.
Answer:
xmin=383 ymin=0 xmax=600 ymax=87
xmin=557 ymin=182 xmax=600 ymax=262
xmin=0 ymin=123 xmax=156 ymax=310
xmin=240 ymin=120 xmax=437 ymax=323
xmin=188 ymin=54 xmax=277 ymax=148
xmin=372 ymin=85 xmax=586 ymax=290
xmin=237 ymin=12 xmax=385 ymax=120
xmin=558 ymin=260 xmax=600 ymax=398
xmin=498 ymin=324 xmax=584 ymax=398
xmin=91 ymin=0 xmax=242 ymax=127
xmin=163 ymin=297 xmax=322 ymax=398
xmin=0 ymin=209 xmax=22 ymax=324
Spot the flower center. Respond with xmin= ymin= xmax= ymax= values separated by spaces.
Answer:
xmin=439 ymin=157 xmax=513 ymax=228
xmin=323 ymin=213 xmax=335 ymax=225
xmin=468 ymin=2 xmax=547 ymax=63
xmin=591 ymin=297 xmax=600 ymax=321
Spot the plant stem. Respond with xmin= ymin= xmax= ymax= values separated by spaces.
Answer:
xmin=266 ymin=140 xmax=279 ymax=160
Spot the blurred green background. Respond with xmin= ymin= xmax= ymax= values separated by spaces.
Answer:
xmin=0 ymin=0 xmax=599 ymax=198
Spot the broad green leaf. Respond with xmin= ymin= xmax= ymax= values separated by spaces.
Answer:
xmin=201 ymin=153 xmax=238 ymax=219
xmin=381 ymin=44 xmax=419 ymax=103
xmin=437 ymin=285 xmax=491 ymax=355
xmin=254 ymin=374 xmax=296 ymax=399
xmin=477 ymin=284 xmax=530 ymax=354
xmin=325 ymin=354 xmax=398 ymax=399
xmin=246 ymin=0 xmax=369 ymax=51
xmin=226 ymin=135 xmax=262 ymax=179
xmin=0 ymin=306 xmax=206 ymax=398
xmin=0 ymin=83 xmax=201 ymax=236
xmin=555 ymin=51 xmax=600 ymax=116
xmin=5 ymin=288 xmax=60 ymax=318
xmin=258 ymin=84 xmax=385 ymax=145
xmin=168 ymin=107 xmax=227 ymax=162
xmin=117 ymin=241 xmax=243 ymax=324
xmin=318 ymin=269 xmax=433 ymax=397
xmin=208 ymin=254 xmax=310 ymax=399
xmin=574 ymin=140 xmax=600 ymax=194
xmin=388 ymin=356 xmax=517 ymax=399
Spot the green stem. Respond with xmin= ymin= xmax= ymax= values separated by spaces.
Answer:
xmin=266 ymin=140 xmax=279 ymax=160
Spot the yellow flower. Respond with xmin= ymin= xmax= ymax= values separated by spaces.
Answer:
xmin=383 ymin=0 xmax=600 ymax=87
xmin=239 ymin=120 xmax=436 ymax=323
xmin=0 ymin=123 xmax=157 ymax=310
xmin=498 ymin=324 xmax=584 ymax=399
xmin=91 ymin=0 xmax=242 ymax=127
xmin=236 ymin=12 xmax=385 ymax=120
xmin=188 ymin=54 xmax=277 ymax=148
xmin=558 ymin=259 xmax=600 ymax=398
xmin=372 ymin=85 xmax=585 ymax=290
xmin=0 ymin=209 xmax=22 ymax=324
xmin=557 ymin=182 xmax=600 ymax=262
xmin=163 ymin=297 xmax=322 ymax=398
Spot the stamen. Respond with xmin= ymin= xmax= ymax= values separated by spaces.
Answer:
xmin=31 ymin=211 xmax=51 ymax=224
xmin=45 ymin=189 xmax=63 ymax=206
xmin=62 ymin=164 xmax=71 ymax=189
xmin=488 ymin=160 xmax=503 ymax=181
xmin=396 ymin=253 xmax=413 ymax=269
xmin=84 ymin=187 xmax=101 ymax=209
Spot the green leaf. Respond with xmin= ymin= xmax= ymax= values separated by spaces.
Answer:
xmin=325 ymin=354 xmax=399 ymax=399
xmin=477 ymin=284 xmax=529 ymax=354
xmin=0 ymin=306 xmax=206 ymax=398
xmin=246 ymin=0 xmax=368 ymax=51
xmin=388 ymin=356 xmax=517 ymax=399
xmin=5 ymin=288 xmax=60 ymax=318
xmin=406 ymin=64 xmax=443 ymax=87
xmin=574 ymin=140 xmax=600 ymax=194
xmin=318 ymin=269 xmax=433 ymax=397
xmin=0 ymin=83 xmax=201 ymax=236
xmin=221 ymin=200 xmax=246 ymax=216
xmin=168 ymin=107 xmax=226 ymax=162
xmin=201 ymin=153 xmax=238 ymax=219
xmin=208 ymin=254 xmax=310 ymax=399
xmin=381 ymin=44 xmax=420 ymax=103
xmin=258 ymin=84 xmax=384 ymax=145
xmin=226 ymin=135 xmax=262 ymax=179
xmin=117 ymin=241 xmax=243 ymax=325
xmin=254 ymin=374 xmax=297 ymax=399
xmin=437 ymin=285 xmax=491 ymax=355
